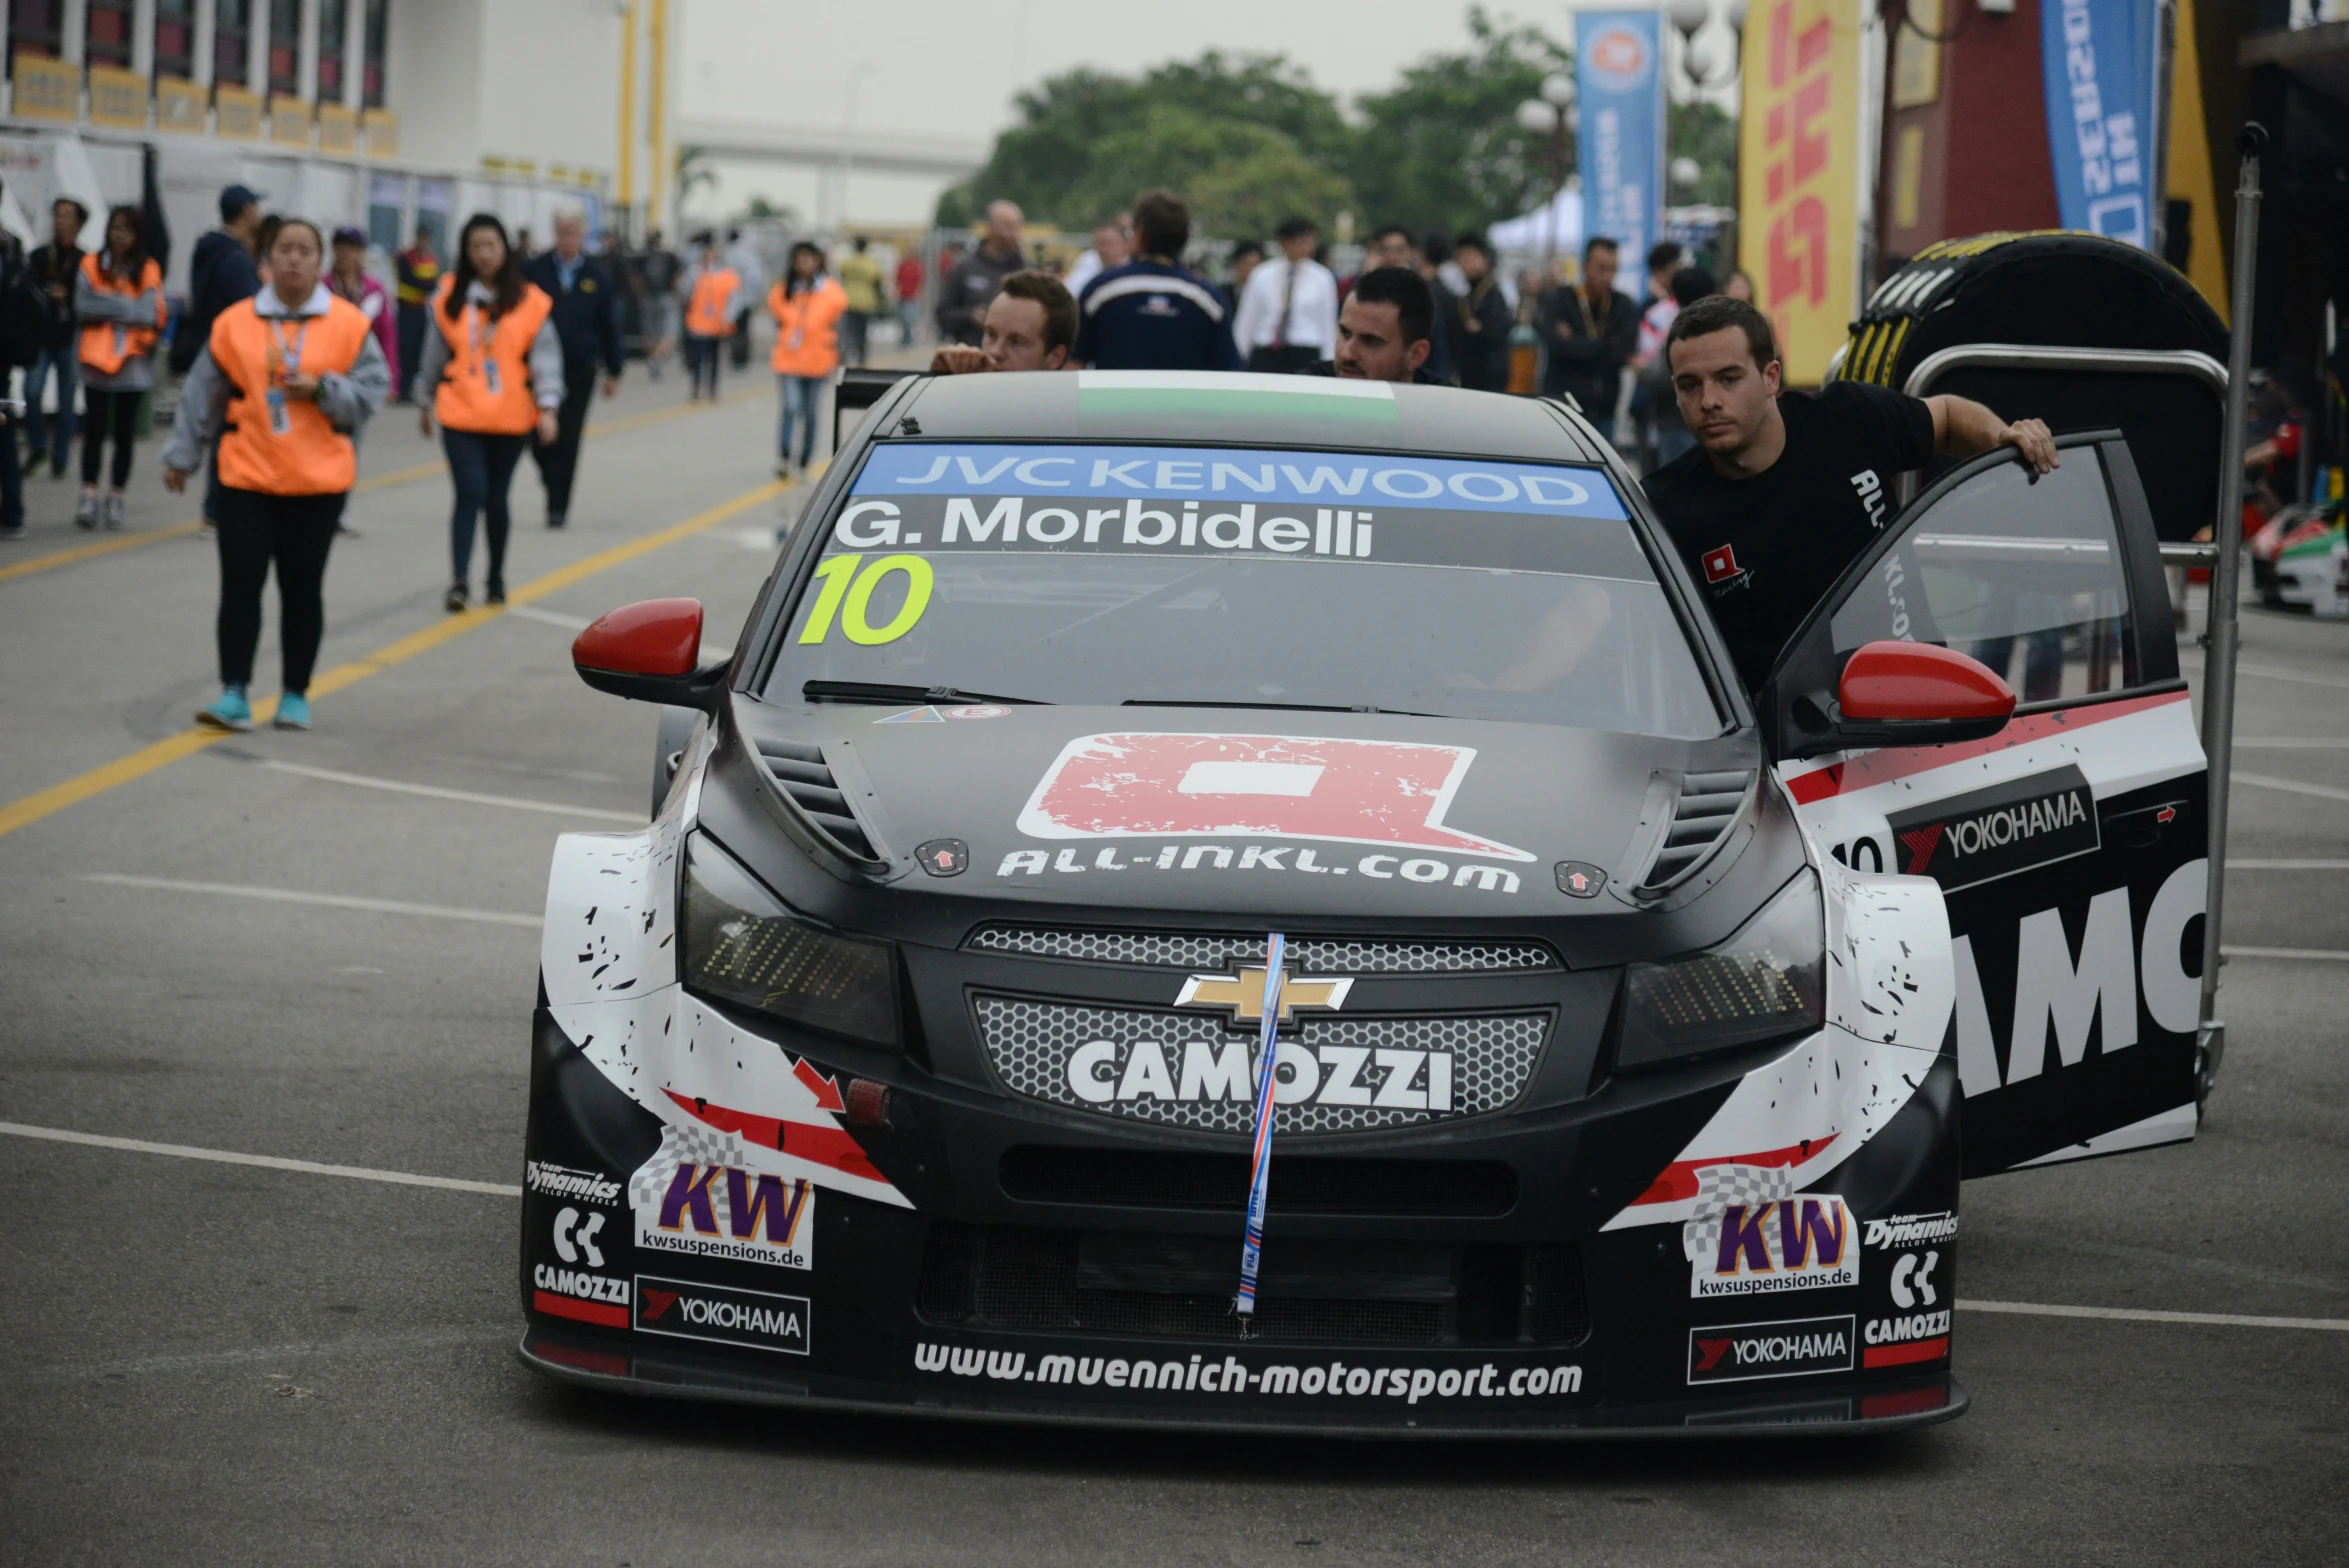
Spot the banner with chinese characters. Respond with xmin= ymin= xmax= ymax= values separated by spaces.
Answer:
xmin=86 ymin=66 xmax=149 ymax=130
xmin=1575 ymin=11 xmax=1665 ymax=301
xmin=1737 ymin=0 xmax=1863 ymax=385
xmin=2041 ymin=0 xmax=2155 ymax=248
xmin=12 ymin=55 xmax=80 ymax=123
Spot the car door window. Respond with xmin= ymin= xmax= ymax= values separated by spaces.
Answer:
xmin=1828 ymin=454 xmax=2137 ymax=704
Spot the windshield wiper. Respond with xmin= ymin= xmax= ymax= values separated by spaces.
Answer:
xmin=1122 ymin=698 xmax=1437 ymax=717
xmin=802 ymin=680 xmax=1048 ymax=707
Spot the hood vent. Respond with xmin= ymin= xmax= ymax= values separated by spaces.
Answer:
xmin=756 ymin=739 xmax=879 ymax=862
xmin=1640 ymin=770 xmax=1755 ymax=891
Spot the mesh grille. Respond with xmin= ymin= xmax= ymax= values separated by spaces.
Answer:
xmin=966 ymin=926 xmax=1557 ymax=974
xmin=997 ymin=1148 xmax=1519 ymax=1216
xmin=974 ymin=997 xmax=1546 ymax=1134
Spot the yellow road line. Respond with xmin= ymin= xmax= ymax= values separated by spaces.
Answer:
xmin=0 ymin=389 xmax=768 ymax=586
xmin=0 ymin=477 xmax=789 ymax=842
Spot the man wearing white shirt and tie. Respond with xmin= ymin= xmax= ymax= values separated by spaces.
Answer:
xmin=1233 ymin=216 xmax=1338 ymax=373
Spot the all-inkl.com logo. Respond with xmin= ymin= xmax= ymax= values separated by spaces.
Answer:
xmin=1585 ymin=25 xmax=1652 ymax=91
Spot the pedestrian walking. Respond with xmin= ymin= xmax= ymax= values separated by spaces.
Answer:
xmin=326 ymin=226 xmax=399 ymax=395
xmin=394 ymin=225 xmax=441 ymax=401
xmin=835 ymin=237 xmax=883 ymax=368
xmin=681 ymin=235 xmax=739 ymax=402
xmin=1073 ymin=191 xmax=1239 ymax=372
xmin=0 ymin=192 xmax=32 ymax=541
xmin=522 ymin=209 xmax=623 ymax=529
xmin=769 ymin=242 xmax=846 ymax=479
xmin=937 ymin=202 xmax=1026 ymax=346
xmin=724 ymin=229 xmax=764 ymax=371
xmin=73 ymin=206 xmax=164 ymax=531
xmin=177 ymin=185 xmax=265 ymax=527
xmin=413 ymin=213 xmax=561 ymax=612
xmin=163 ymin=219 xmax=391 ymax=732
xmin=1447 ymin=233 xmax=1514 ymax=393
xmin=638 ymin=228 xmax=682 ymax=380
xmin=893 ymin=248 xmax=924 ymax=348
xmin=1536 ymin=236 xmax=1638 ymax=443
xmin=1233 ymin=216 xmax=1338 ymax=373
xmin=23 ymin=197 xmax=88 ymax=482
xmin=1064 ymin=214 xmax=1129 ymax=301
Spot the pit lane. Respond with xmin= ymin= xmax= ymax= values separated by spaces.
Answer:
xmin=0 ymin=388 xmax=2342 ymax=1563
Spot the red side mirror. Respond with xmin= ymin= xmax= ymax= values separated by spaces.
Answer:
xmin=574 ymin=598 xmax=703 ymax=678
xmin=1839 ymin=640 xmax=2016 ymax=723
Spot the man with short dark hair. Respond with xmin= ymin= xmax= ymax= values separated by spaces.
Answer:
xmin=930 ymin=270 xmax=1077 ymax=374
xmin=1644 ymin=295 xmax=2059 ymax=692
xmin=1233 ymin=215 xmax=1336 ymax=372
xmin=178 ymin=184 xmax=266 ymax=527
xmin=1072 ymin=191 xmax=1240 ymax=372
xmin=1332 ymin=268 xmax=1436 ymax=384
xmin=523 ymin=210 xmax=624 ymax=530
xmin=1537 ymin=236 xmax=1638 ymax=439
xmin=1448 ymin=233 xmax=1514 ymax=392
xmin=23 ymin=197 xmax=88 ymax=479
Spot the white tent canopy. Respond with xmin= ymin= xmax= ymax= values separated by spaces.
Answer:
xmin=1489 ymin=188 xmax=1582 ymax=259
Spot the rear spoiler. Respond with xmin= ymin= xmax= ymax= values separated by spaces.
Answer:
xmin=835 ymin=367 xmax=923 ymax=451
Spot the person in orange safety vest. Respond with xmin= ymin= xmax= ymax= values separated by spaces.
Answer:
xmin=769 ymin=241 xmax=847 ymax=478
xmin=681 ymin=232 xmax=739 ymax=404
xmin=73 ymin=205 xmax=165 ymax=531
xmin=162 ymin=219 xmax=392 ymax=734
xmin=410 ymin=212 xmax=563 ymax=613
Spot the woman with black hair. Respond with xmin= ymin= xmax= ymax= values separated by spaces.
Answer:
xmin=413 ymin=213 xmax=560 ymax=611
xmin=73 ymin=205 xmax=164 ymax=529
xmin=768 ymin=241 xmax=846 ymax=478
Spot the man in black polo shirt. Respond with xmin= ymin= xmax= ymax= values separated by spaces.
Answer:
xmin=1643 ymin=296 xmax=2057 ymax=693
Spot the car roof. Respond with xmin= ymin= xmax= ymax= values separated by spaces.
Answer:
xmin=884 ymin=370 xmax=1617 ymax=466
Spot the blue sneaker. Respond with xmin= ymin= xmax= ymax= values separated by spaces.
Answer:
xmin=196 ymin=686 xmax=252 ymax=732
xmin=273 ymin=692 xmax=312 ymax=731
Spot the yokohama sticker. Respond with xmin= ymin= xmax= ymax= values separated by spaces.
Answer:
xmin=633 ymin=1275 xmax=810 ymax=1356
xmin=1688 ymin=1315 xmax=1855 ymax=1384
xmin=1885 ymin=765 xmax=2100 ymax=892
xmin=1014 ymin=733 xmax=1532 ymax=861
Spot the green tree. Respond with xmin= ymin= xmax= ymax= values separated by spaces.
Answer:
xmin=1347 ymin=7 xmax=1573 ymax=240
xmin=1669 ymin=99 xmax=1739 ymax=209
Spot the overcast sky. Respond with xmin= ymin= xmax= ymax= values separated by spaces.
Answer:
xmin=680 ymin=0 xmax=1611 ymax=228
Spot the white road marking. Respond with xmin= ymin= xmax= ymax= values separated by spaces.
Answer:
xmin=81 ymin=874 xmax=542 ymax=928
xmin=2220 ymin=945 xmax=2349 ymax=962
xmin=2236 ymin=738 xmax=2349 ymax=749
xmin=2228 ymin=859 xmax=2349 ymax=870
xmin=0 ymin=1121 xmax=521 ymax=1196
xmin=257 ymin=759 xmax=641 ymax=822
xmin=2235 ymin=772 xmax=2349 ymax=805
xmin=1960 ymin=1299 xmax=2349 ymax=1332
xmin=500 ymin=603 xmax=593 ymax=631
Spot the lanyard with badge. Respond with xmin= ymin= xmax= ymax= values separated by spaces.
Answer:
xmin=466 ymin=299 xmax=504 ymax=397
xmin=263 ymin=316 xmax=310 ymax=435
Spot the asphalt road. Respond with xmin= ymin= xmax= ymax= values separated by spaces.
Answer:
xmin=1 ymin=376 xmax=2344 ymax=1566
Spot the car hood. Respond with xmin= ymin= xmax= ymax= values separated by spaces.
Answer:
xmin=719 ymin=699 xmax=1769 ymax=928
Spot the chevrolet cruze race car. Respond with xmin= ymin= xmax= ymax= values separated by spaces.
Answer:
xmin=519 ymin=370 xmax=2210 ymax=1435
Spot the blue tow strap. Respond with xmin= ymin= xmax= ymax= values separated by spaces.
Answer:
xmin=1234 ymin=932 xmax=1285 ymax=1321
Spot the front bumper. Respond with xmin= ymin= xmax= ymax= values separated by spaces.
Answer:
xmin=518 ymin=999 xmax=1967 ymax=1438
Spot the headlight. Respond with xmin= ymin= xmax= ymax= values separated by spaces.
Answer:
xmin=1617 ymin=870 xmax=1824 ymax=1070
xmin=680 ymin=833 xmax=899 ymax=1049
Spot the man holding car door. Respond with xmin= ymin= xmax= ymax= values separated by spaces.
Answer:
xmin=1641 ymin=296 xmax=2060 ymax=694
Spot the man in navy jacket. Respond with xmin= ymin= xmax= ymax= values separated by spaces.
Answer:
xmin=523 ymin=210 xmax=623 ymax=529
xmin=1073 ymin=191 xmax=1241 ymax=372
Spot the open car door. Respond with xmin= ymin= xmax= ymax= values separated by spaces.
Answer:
xmin=1766 ymin=431 xmax=2207 ymax=1176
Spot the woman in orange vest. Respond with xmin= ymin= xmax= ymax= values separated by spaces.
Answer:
xmin=769 ymin=241 xmax=847 ymax=478
xmin=161 ymin=219 xmax=392 ymax=733
xmin=413 ymin=213 xmax=561 ymax=612
xmin=681 ymin=232 xmax=739 ymax=404
xmin=73 ymin=205 xmax=164 ymax=530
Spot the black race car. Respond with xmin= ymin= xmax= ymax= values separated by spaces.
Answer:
xmin=518 ymin=370 xmax=2209 ymax=1435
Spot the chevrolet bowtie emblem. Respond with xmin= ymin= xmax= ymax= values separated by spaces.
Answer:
xmin=1175 ymin=966 xmax=1353 ymax=1024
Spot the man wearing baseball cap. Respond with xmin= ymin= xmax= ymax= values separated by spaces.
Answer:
xmin=173 ymin=184 xmax=266 ymax=526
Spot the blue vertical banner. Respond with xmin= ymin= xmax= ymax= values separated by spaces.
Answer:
xmin=1577 ymin=11 xmax=1666 ymax=297
xmin=2041 ymin=0 xmax=2157 ymax=248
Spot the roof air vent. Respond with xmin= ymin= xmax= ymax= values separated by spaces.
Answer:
xmin=1639 ymin=770 xmax=1755 ymax=891
xmin=756 ymin=739 xmax=878 ymax=862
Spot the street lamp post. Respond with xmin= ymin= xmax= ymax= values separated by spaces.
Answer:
xmin=1515 ymin=70 xmax=1577 ymax=286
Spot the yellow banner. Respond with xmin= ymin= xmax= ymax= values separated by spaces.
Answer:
xmin=269 ymin=93 xmax=312 ymax=149
xmin=12 ymin=55 xmax=80 ymax=123
xmin=363 ymin=109 xmax=399 ymax=158
xmin=215 ymin=85 xmax=263 ymax=141
xmin=1738 ymin=0 xmax=1863 ymax=385
xmin=87 ymin=65 xmax=149 ymax=129
xmin=317 ymin=102 xmax=357 ymax=156
xmin=156 ymin=76 xmax=207 ymax=134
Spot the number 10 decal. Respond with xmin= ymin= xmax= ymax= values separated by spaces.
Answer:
xmin=798 ymin=554 xmax=934 ymax=646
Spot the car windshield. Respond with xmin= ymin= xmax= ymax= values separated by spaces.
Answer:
xmin=764 ymin=442 xmax=1722 ymax=739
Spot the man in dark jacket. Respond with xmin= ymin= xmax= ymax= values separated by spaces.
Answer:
xmin=1448 ymin=233 xmax=1515 ymax=393
xmin=22 ymin=196 xmax=86 ymax=481
xmin=175 ymin=184 xmax=263 ymax=527
xmin=1537 ymin=235 xmax=1638 ymax=441
xmin=1073 ymin=190 xmax=1241 ymax=371
xmin=523 ymin=210 xmax=624 ymax=530
xmin=937 ymin=201 xmax=1027 ymax=345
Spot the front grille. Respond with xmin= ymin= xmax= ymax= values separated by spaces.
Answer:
xmin=965 ymin=926 xmax=1559 ymax=974
xmin=915 ymin=1224 xmax=1587 ymax=1348
xmin=998 ymin=1147 xmax=1519 ymax=1216
xmin=974 ymin=996 xmax=1547 ymax=1135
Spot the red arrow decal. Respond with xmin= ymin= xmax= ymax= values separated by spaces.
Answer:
xmin=663 ymin=1088 xmax=886 ymax=1184
xmin=1629 ymin=1136 xmax=1837 ymax=1205
xmin=792 ymin=1057 xmax=847 ymax=1112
